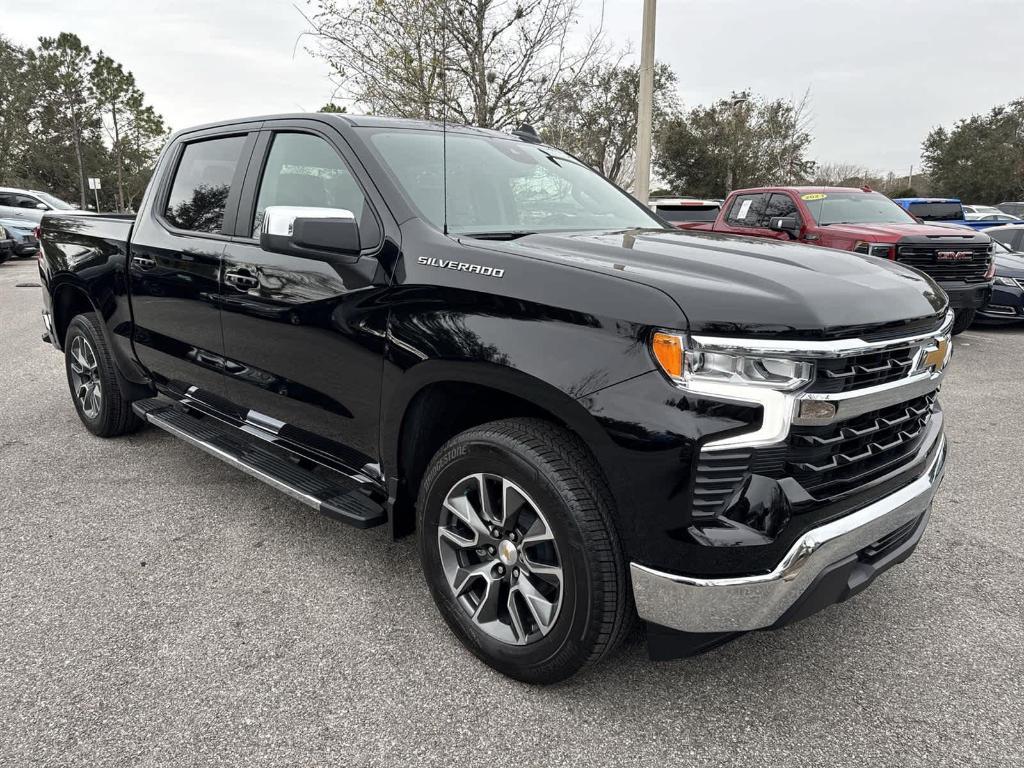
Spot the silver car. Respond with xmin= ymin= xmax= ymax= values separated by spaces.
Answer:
xmin=0 ymin=187 xmax=77 ymax=223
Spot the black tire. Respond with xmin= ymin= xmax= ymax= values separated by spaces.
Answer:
xmin=951 ymin=308 xmax=975 ymax=335
xmin=64 ymin=312 xmax=142 ymax=437
xmin=417 ymin=418 xmax=633 ymax=684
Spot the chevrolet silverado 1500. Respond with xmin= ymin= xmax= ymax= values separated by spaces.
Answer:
xmin=39 ymin=115 xmax=951 ymax=682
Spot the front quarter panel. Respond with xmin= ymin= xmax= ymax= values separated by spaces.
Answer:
xmin=380 ymin=220 xmax=689 ymax=525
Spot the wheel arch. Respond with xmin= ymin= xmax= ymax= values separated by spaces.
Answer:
xmin=383 ymin=362 xmax=618 ymax=539
xmin=50 ymin=277 xmax=153 ymax=401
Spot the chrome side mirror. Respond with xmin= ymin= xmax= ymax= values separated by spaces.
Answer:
xmin=260 ymin=206 xmax=360 ymax=262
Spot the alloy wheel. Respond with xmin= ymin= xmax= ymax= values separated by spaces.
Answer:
xmin=69 ymin=335 xmax=102 ymax=419
xmin=437 ymin=473 xmax=564 ymax=645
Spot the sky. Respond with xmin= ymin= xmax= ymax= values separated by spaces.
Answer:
xmin=4 ymin=0 xmax=1022 ymax=174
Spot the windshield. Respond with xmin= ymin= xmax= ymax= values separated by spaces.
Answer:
xmin=802 ymin=191 xmax=917 ymax=225
xmin=35 ymin=192 xmax=74 ymax=210
xmin=906 ymin=202 xmax=962 ymax=221
xmin=365 ymin=129 xmax=663 ymax=235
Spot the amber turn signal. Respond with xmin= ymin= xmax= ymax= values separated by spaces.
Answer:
xmin=651 ymin=332 xmax=684 ymax=379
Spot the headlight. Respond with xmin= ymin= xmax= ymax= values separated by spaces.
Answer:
xmin=651 ymin=332 xmax=814 ymax=391
xmin=995 ymin=276 xmax=1019 ymax=286
xmin=867 ymin=243 xmax=894 ymax=259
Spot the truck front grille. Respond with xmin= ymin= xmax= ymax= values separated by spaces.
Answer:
xmin=809 ymin=346 xmax=917 ymax=393
xmin=786 ymin=393 xmax=936 ymax=499
xmin=897 ymin=245 xmax=990 ymax=281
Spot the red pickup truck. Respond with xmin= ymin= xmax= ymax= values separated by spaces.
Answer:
xmin=681 ymin=186 xmax=994 ymax=333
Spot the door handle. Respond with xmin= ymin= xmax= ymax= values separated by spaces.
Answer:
xmin=224 ymin=269 xmax=259 ymax=290
xmin=132 ymin=256 xmax=156 ymax=270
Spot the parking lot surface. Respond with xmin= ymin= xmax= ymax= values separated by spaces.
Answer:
xmin=1 ymin=257 xmax=1021 ymax=766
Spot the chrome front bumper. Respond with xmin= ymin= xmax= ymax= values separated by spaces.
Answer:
xmin=631 ymin=434 xmax=946 ymax=634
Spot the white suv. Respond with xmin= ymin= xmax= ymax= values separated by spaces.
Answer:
xmin=0 ymin=187 xmax=77 ymax=223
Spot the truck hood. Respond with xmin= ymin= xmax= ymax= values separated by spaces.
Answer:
xmin=480 ymin=229 xmax=948 ymax=337
xmin=814 ymin=221 xmax=980 ymax=240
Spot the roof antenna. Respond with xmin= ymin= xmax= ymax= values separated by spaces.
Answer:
xmin=441 ymin=5 xmax=449 ymax=236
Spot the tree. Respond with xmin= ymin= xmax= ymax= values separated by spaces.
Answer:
xmin=542 ymin=60 xmax=678 ymax=189
xmin=922 ymin=99 xmax=1024 ymax=204
xmin=655 ymin=90 xmax=815 ymax=198
xmin=91 ymin=54 xmax=134 ymax=211
xmin=29 ymin=33 xmax=99 ymax=208
xmin=91 ymin=54 xmax=167 ymax=211
xmin=0 ymin=36 xmax=35 ymax=183
xmin=302 ymin=0 xmax=606 ymax=130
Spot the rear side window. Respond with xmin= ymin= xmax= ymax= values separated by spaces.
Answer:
xmin=164 ymin=135 xmax=247 ymax=234
xmin=725 ymin=194 xmax=767 ymax=227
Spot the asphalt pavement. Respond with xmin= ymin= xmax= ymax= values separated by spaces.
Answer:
xmin=1 ymin=257 xmax=1021 ymax=766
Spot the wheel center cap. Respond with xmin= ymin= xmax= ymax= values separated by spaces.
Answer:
xmin=497 ymin=539 xmax=518 ymax=566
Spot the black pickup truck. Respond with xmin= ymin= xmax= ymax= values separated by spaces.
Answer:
xmin=39 ymin=114 xmax=951 ymax=683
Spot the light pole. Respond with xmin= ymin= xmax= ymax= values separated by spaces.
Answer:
xmin=633 ymin=0 xmax=657 ymax=204
xmin=725 ymin=93 xmax=748 ymax=194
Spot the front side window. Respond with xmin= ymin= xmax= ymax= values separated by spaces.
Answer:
xmin=765 ymin=193 xmax=799 ymax=221
xmin=34 ymin=192 xmax=73 ymax=210
xmin=251 ymin=132 xmax=370 ymax=242
xmin=366 ymin=129 xmax=662 ymax=235
xmin=725 ymin=194 xmax=768 ymax=227
xmin=164 ymin=135 xmax=247 ymax=234
xmin=13 ymin=194 xmax=43 ymax=209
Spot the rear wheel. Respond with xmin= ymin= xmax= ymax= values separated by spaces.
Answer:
xmin=417 ymin=418 xmax=633 ymax=684
xmin=64 ymin=313 xmax=141 ymax=437
xmin=951 ymin=308 xmax=976 ymax=335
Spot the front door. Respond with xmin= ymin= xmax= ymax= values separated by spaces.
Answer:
xmin=218 ymin=126 xmax=392 ymax=473
xmin=127 ymin=129 xmax=256 ymax=406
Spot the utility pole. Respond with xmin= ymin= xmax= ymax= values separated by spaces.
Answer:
xmin=634 ymin=0 xmax=657 ymax=204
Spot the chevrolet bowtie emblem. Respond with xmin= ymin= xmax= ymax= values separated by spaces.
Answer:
xmin=921 ymin=337 xmax=951 ymax=372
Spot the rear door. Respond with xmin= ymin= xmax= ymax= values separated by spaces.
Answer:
xmin=127 ymin=126 xmax=258 ymax=406
xmin=217 ymin=120 xmax=394 ymax=472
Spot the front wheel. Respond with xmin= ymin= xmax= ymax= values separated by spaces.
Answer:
xmin=417 ymin=418 xmax=633 ymax=684
xmin=951 ymin=308 xmax=976 ymax=335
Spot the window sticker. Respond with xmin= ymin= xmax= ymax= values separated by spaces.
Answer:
xmin=738 ymin=199 xmax=753 ymax=219
xmin=801 ymin=193 xmax=827 ymax=201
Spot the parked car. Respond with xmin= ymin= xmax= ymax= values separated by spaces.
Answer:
xmin=648 ymin=197 xmax=721 ymax=228
xmin=985 ymin=223 xmax=1024 ymax=252
xmin=39 ymin=113 xmax=951 ymax=682
xmin=965 ymin=212 xmax=1021 ymax=223
xmin=974 ymin=239 xmax=1024 ymax=325
xmin=0 ymin=217 xmax=40 ymax=257
xmin=963 ymin=204 xmax=1004 ymax=216
xmin=0 ymin=187 xmax=77 ymax=223
xmin=997 ymin=202 xmax=1024 ymax=218
xmin=0 ymin=225 xmax=14 ymax=263
xmin=893 ymin=197 xmax=1024 ymax=232
xmin=679 ymin=186 xmax=992 ymax=334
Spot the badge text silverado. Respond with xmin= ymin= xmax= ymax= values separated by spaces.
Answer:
xmin=39 ymin=115 xmax=950 ymax=682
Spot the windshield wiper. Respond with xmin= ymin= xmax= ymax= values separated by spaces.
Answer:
xmin=461 ymin=231 xmax=536 ymax=241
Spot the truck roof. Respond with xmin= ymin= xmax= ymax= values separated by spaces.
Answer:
xmin=171 ymin=112 xmax=523 ymax=142
xmin=893 ymin=197 xmax=962 ymax=204
xmin=729 ymin=185 xmax=879 ymax=196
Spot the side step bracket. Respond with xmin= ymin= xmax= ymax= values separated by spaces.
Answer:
xmin=132 ymin=398 xmax=386 ymax=528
